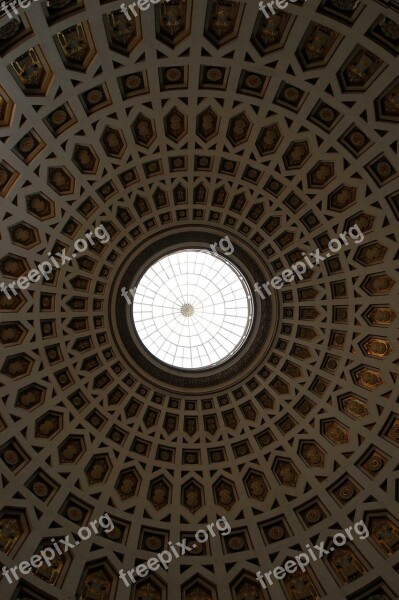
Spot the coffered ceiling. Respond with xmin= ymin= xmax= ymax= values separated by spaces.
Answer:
xmin=0 ymin=0 xmax=398 ymax=599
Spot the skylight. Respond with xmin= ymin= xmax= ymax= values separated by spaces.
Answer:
xmin=132 ymin=249 xmax=254 ymax=369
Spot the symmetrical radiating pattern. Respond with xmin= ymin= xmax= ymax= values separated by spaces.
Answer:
xmin=0 ymin=0 xmax=398 ymax=599
xmin=133 ymin=250 xmax=253 ymax=368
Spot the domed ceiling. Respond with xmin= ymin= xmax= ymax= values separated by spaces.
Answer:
xmin=0 ymin=0 xmax=398 ymax=599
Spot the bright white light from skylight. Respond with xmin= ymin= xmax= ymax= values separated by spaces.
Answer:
xmin=132 ymin=249 xmax=254 ymax=369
